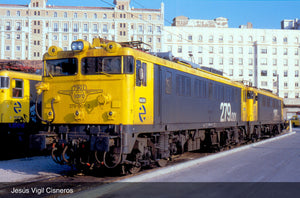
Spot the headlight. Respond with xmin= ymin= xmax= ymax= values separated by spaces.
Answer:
xmin=71 ymin=42 xmax=78 ymax=51
xmin=71 ymin=41 xmax=84 ymax=51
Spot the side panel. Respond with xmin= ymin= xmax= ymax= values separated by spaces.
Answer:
xmin=258 ymin=93 xmax=282 ymax=123
xmin=154 ymin=65 xmax=242 ymax=130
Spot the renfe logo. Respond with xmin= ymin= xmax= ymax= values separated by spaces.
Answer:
xmin=139 ymin=105 xmax=146 ymax=122
xmin=13 ymin=101 xmax=22 ymax=114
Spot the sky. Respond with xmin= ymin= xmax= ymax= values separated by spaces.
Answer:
xmin=1 ymin=0 xmax=300 ymax=29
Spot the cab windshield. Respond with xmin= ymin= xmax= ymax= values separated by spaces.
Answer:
xmin=81 ymin=56 xmax=134 ymax=75
xmin=81 ymin=56 xmax=121 ymax=75
xmin=45 ymin=58 xmax=77 ymax=77
xmin=0 ymin=76 xmax=9 ymax=89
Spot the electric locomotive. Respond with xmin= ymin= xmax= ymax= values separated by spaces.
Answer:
xmin=32 ymin=38 xmax=285 ymax=173
xmin=0 ymin=69 xmax=42 ymax=159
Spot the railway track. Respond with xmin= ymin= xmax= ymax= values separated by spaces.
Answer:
xmin=0 ymin=132 xmax=289 ymax=198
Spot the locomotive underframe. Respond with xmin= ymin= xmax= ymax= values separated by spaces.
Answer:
xmin=31 ymin=120 xmax=284 ymax=173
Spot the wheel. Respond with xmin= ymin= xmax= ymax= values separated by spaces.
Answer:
xmin=157 ymin=159 xmax=168 ymax=167
xmin=128 ymin=164 xmax=141 ymax=174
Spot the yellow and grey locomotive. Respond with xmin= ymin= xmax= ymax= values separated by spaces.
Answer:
xmin=32 ymin=38 xmax=285 ymax=173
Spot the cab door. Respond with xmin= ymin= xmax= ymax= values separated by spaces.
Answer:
xmin=11 ymin=78 xmax=30 ymax=124
xmin=133 ymin=59 xmax=154 ymax=125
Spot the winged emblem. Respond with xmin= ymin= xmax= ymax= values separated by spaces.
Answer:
xmin=58 ymin=84 xmax=103 ymax=104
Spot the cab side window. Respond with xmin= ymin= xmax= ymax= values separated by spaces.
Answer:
xmin=136 ymin=60 xmax=147 ymax=87
xmin=13 ymin=79 xmax=23 ymax=98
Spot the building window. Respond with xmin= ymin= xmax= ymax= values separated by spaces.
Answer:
xmin=209 ymin=46 xmax=213 ymax=53
xmin=53 ymin=23 xmax=58 ymax=32
xmin=178 ymin=46 xmax=182 ymax=53
xmin=284 ymin=70 xmax=288 ymax=77
xmin=84 ymin=24 xmax=88 ymax=32
xmin=295 ymin=70 xmax=299 ymax=77
xmin=103 ymin=24 xmax=108 ymax=33
xmin=229 ymin=69 xmax=233 ymax=76
xmin=64 ymin=12 xmax=67 ymax=18
xmin=63 ymin=35 xmax=68 ymax=41
xmin=198 ymin=46 xmax=203 ymax=53
xmin=94 ymin=13 xmax=97 ymax=19
xmin=157 ymin=26 xmax=161 ymax=33
xmin=6 ymin=46 xmax=10 ymax=51
xmin=249 ymin=58 xmax=253 ymax=65
xmin=167 ymin=34 xmax=172 ymax=41
xmin=73 ymin=23 xmax=78 ymax=32
xmin=273 ymin=59 xmax=277 ymax=66
xmin=295 ymin=60 xmax=299 ymax=66
xmin=272 ymin=48 xmax=277 ymax=55
xmin=272 ymin=36 xmax=277 ymax=42
xmin=198 ymin=35 xmax=203 ymax=42
xmin=139 ymin=25 xmax=143 ymax=33
xmin=229 ymin=58 xmax=233 ymax=65
xmin=261 ymin=48 xmax=267 ymax=54
xmin=7 ymin=10 xmax=10 ymax=16
xmin=198 ymin=57 xmax=203 ymax=64
xmin=284 ymin=82 xmax=288 ymax=89
xmin=249 ymin=69 xmax=253 ymax=76
xmin=296 ymin=93 xmax=299 ymax=99
xmin=260 ymin=36 xmax=265 ymax=42
xmin=219 ymin=58 xmax=223 ymax=65
xmin=283 ymin=37 xmax=288 ymax=43
xmin=178 ymin=34 xmax=182 ymax=41
xmin=6 ymin=34 xmax=11 ymax=39
xmin=6 ymin=22 xmax=11 ymax=30
xmin=249 ymin=47 xmax=253 ymax=54
xmin=188 ymin=46 xmax=193 ymax=53
xmin=16 ymin=11 xmax=20 ymax=16
xmin=54 ymin=12 xmax=57 ymax=17
xmin=74 ymin=13 xmax=77 ymax=18
xmin=209 ymin=58 xmax=214 ymax=65
xmin=261 ymin=70 xmax=268 ymax=76
xmin=53 ymin=35 xmax=58 ymax=40
xmin=284 ymin=93 xmax=288 ymax=98
xmin=284 ymin=48 xmax=288 ymax=55
xmin=93 ymin=24 xmax=97 ymax=32
xmin=63 ymin=23 xmax=68 ymax=32
xmin=16 ymin=34 xmax=20 ymax=39
xmin=273 ymin=70 xmax=277 ymax=77
xmin=239 ymin=69 xmax=243 ymax=76
xmin=188 ymin=35 xmax=193 ymax=42
xmin=284 ymin=59 xmax=288 ymax=66
xmin=261 ymin=81 xmax=268 ymax=86
xmin=261 ymin=58 xmax=267 ymax=65
xmin=148 ymin=26 xmax=152 ymax=33
xmin=219 ymin=47 xmax=223 ymax=54
xmin=84 ymin=13 xmax=87 ymax=19
xmin=219 ymin=35 xmax=223 ymax=42
xmin=248 ymin=36 xmax=253 ymax=42
xmin=229 ymin=47 xmax=233 ymax=54
xmin=296 ymin=82 xmax=299 ymax=88
xmin=103 ymin=14 xmax=107 ymax=19
xmin=238 ymin=47 xmax=243 ymax=54
xmin=16 ymin=46 xmax=21 ymax=51
xmin=209 ymin=35 xmax=213 ymax=42
xmin=238 ymin=36 xmax=243 ymax=42
xmin=239 ymin=58 xmax=243 ymax=65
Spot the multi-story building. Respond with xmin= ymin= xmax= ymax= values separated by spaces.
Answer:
xmin=0 ymin=0 xmax=164 ymax=61
xmin=1 ymin=1 xmax=300 ymax=117
xmin=164 ymin=16 xmax=300 ymax=117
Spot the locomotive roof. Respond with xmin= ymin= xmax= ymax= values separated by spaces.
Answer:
xmin=0 ymin=70 xmax=42 ymax=81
